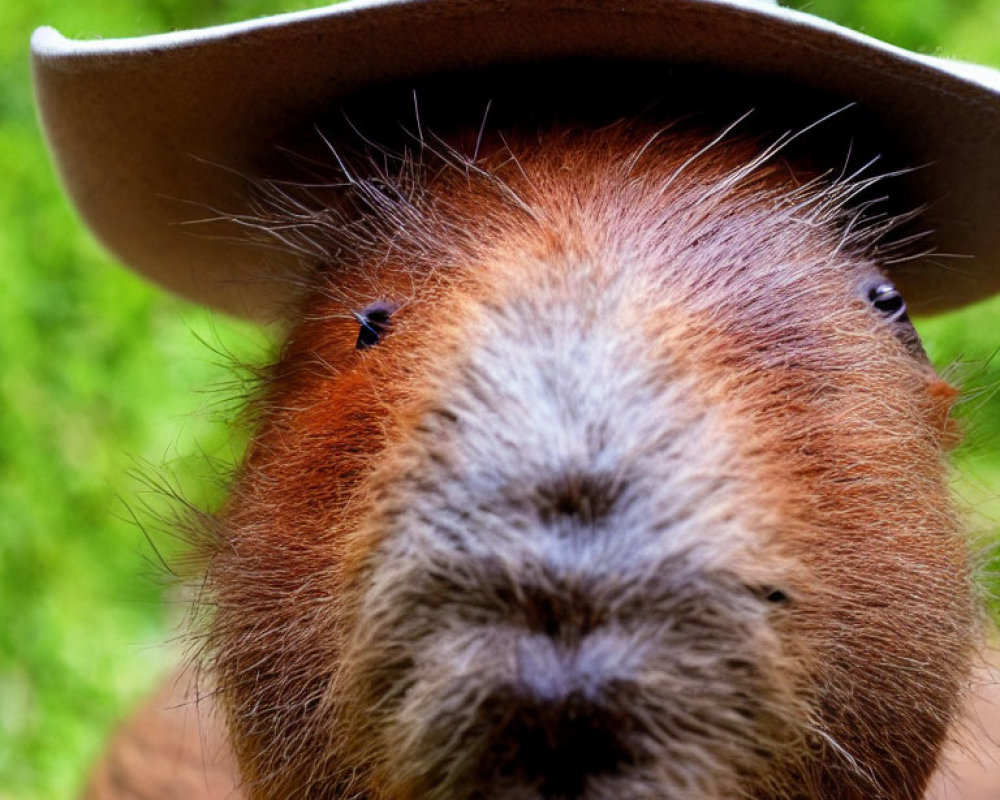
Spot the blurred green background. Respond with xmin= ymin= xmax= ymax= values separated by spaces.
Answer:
xmin=3 ymin=1 xmax=1000 ymax=797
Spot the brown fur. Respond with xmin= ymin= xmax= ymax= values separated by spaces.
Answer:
xmin=87 ymin=121 xmax=978 ymax=799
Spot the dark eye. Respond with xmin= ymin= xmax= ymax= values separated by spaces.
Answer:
xmin=867 ymin=282 xmax=908 ymax=323
xmin=859 ymin=277 xmax=926 ymax=359
xmin=749 ymin=585 xmax=792 ymax=605
xmin=353 ymin=302 xmax=394 ymax=350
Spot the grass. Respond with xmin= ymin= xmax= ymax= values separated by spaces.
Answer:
xmin=2 ymin=1 xmax=1000 ymax=797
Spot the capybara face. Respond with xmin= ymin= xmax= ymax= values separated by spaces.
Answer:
xmin=197 ymin=123 xmax=974 ymax=800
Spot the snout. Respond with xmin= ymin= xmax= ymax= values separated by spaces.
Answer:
xmin=342 ymin=539 xmax=801 ymax=800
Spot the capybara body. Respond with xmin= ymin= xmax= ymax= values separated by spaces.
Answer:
xmin=88 ymin=121 xmax=977 ymax=799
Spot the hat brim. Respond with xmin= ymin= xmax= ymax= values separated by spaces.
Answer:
xmin=31 ymin=0 xmax=1000 ymax=319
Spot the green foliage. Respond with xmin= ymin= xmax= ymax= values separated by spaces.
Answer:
xmin=2 ymin=1 xmax=1000 ymax=798
xmin=785 ymin=0 xmax=1000 ymax=63
xmin=1 ymin=3 xmax=286 ymax=798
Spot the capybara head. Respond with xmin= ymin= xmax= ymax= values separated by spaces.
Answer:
xmin=194 ymin=120 xmax=975 ymax=800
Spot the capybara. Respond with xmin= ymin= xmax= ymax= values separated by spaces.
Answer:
xmin=83 ymin=117 xmax=981 ymax=800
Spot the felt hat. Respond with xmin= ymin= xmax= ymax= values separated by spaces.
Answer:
xmin=31 ymin=0 xmax=1000 ymax=319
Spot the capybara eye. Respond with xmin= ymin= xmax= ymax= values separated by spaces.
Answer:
xmin=751 ymin=585 xmax=791 ymax=605
xmin=867 ymin=281 xmax=908 ymax=323
xmin=859 ymin=277 xmax=926 ymax=359
xmin=353 ymin=303 xmax=394 ymax=350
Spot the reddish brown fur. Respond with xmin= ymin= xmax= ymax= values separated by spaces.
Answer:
xmin=87 ymin=122 xmax=978 ymax=799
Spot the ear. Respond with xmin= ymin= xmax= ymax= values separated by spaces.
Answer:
xmin=926 ymin=376 xmax=962 ymax=450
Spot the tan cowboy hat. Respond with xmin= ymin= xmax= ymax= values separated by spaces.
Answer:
xmin=31 ymin=0 xmax=1000 ymax=320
